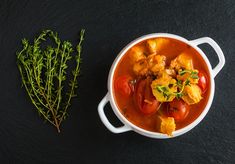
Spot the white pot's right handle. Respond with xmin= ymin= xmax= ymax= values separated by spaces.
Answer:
xmin=189 ymin=37 xmax=225 ymax=78
xmin=98 ymin=93 xmax=132 ymax=133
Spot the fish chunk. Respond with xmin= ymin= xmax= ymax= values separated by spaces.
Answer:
xmin=182 ymin=84 xmax=202 ymax=105
xmin=151 ymin=71 xmax=177 ymax=102
xmin=133 ymin=54 xmax=166 ymax=76
xmin=128 ymin=46 xmax=146 ymax=65
xmin=133 ymin=59 xmax=148 ymax=76
xmin=146 ymin=38 xmax=170 ymax=54
xmin=170 ymin=51 xmax=193 ymax=70
xmin=147 ymin=54 xmax=166 ymax=75
xmin=156 ymin=116 xmax=176 ymax=136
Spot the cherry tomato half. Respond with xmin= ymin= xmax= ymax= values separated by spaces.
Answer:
xmin=198 ymin=71 xmax=208 ymax=93
xmin=115 ymin=75 xmax=134 ymax=97
xmin=166 ymin=99 xmax=189 ymax=122
xmin=134 ymin=79 xmax=160 ymax=115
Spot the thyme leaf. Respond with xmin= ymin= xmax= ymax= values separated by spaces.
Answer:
xmin=191 ymin=75 xmax=199 ymax=79
xmin=185 ymin=79 xmax=191 ymax=86
xmin=179 ymin=69 xmax=199 ymax=79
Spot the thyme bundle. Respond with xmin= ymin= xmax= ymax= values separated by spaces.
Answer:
xmin=16 ymin=29 xmax=85 ymax=132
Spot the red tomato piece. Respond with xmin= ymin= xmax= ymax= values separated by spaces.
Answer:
xmin=166 ymin=99 xmax=189 ymax=122
xmin=198 ymin=71 xmax=208 ymax=93
xmin=115 ymin=75 xmax=133 ymax=97
xmin=134 ymin=79 xmax=160 ymax=115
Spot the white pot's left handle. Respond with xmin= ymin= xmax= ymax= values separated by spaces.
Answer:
xmin=190 ymin=37 xmax=225 ymax=78
xmin=98 ymin=93 xmax=132 ymax=133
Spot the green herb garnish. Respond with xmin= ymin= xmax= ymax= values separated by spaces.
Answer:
xmin=185 ymin=79 xmax=191 ymax=86
xmin=175 ymin=92 xmax=183 ymax=99
xmin=179 ymin=70 xmax=190 ymax=76
xmin=156 ymin=78 xmax=189 ymax=100
xmin=179 ymin=69 xmax=199 ymax=80
xmin=191 ymin=75 xmax=199 ymax=79
xmin=16 ymin=29 xmax=85 ymax=132
xmin=176 ymin=79 xmax=182 ymax=87
xmin=156 ymin=85 xmax=172 ymax=100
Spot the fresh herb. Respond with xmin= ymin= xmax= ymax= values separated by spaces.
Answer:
xmin=179 ymin=70 xmax=190 ymax=76
xmin=16 ymin=29 xmax=85 ymax=132
xmin=175 ymin=69 xmax=200 ymax=99
xmin=179 ymin=69 xmax=199 ymax=79
xmin=156 ymin=86 xmax=163 ymax=93
xmin=185 ymin=79 xmax=191 ymax=86
xmin=191 ymin=75 xmax=199 ymax=79
xmin=156 ymin=79 xmax=189 ymax=100
xmin=175 ymin=92 xmax=183 ymax=99
xmin=156 ymin=85 xmax=172 ymax=100
xmin=191 ymin=71 xmax=198 ymax=75
xmin=157 ymin=85 xmax=167 ymax=93
xmin=176 ymin=79 xmax=182 ymax=87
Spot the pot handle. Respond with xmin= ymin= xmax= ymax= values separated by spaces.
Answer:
xmin=98 ymin=93 xmax=132 ymax=133
xmin=189 ymin=37 xmax=225 ymax=78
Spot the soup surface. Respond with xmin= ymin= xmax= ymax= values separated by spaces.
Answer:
xmin=113 ymin=37 xmax=210 ymax=136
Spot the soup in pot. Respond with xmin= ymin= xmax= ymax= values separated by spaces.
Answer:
xmin=113 ymin=37 xmax=210 ymax=136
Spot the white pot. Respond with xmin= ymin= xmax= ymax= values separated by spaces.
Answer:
xmin=98 ymin=33 xmax=225 ymax=139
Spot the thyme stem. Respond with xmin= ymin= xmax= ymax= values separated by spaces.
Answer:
xmin=16 ymin=29 xmax=85 ymax=132
xmin=59 ymin=30 xmax=85 ymax=125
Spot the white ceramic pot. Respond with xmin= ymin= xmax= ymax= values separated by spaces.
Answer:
xmin=98 ymin=33 xmax=225 ymax=139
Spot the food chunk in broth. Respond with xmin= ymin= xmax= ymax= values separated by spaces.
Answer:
xmin=113 ymin=37 xmax=210 ymax=136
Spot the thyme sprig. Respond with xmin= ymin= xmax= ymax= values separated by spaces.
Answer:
xmin=16 ymin=29 xmax=85 ymax=132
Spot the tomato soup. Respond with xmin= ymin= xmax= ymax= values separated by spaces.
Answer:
xmin=113 ymin=37 xmax=210 ymax=135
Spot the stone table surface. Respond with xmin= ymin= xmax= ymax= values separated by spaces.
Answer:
xmin=0 ymin=0 xmax=234 ymax=163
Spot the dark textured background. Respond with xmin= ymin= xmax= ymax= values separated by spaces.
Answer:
xmin=0 ymin=0 xmax=234 ymax=163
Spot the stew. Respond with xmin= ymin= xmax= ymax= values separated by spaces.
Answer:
xmin=113 ymin=37 xmax=210 ymax=136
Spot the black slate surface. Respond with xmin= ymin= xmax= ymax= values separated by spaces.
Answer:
xmin=0 ymin=0 xmax=235 ymax=163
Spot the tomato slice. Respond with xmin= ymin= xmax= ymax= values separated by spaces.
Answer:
xmin=115 ymin=75 xmax=133 ymax=97
xmin=134 ymin=78 xmax=160 ymax=115
xmin=198 ymin=71 xmax=208 ymax=93
xmin=166 ymin=99 xmax=189 ymax=122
